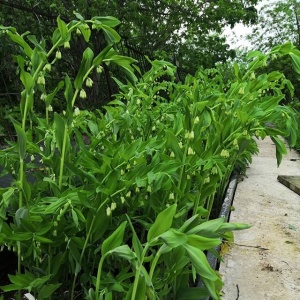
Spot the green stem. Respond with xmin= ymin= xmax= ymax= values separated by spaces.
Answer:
xmin=149 ymin=245 xmax=166 ymax=279
xmin=206 ymin=193 xmax=216 ymax=219
xmin=131 ymin=244 xmax=149 ymax=300
xmin=193 ymin=183 xmax=203 ymax=216
xmin=95 ymin=254 xmax=106 ymax=299
xmin=176 ymin=143 xmax=189 ymax=204
xmin=71 ymin=189 xmax=126 ymax=299
xmin=58 ymin=123 xmax=68 ymax=190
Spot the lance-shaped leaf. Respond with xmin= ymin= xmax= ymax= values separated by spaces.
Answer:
xmin=54 ymin=113 xmax=66 ymax=154
xmin=74 ymin=47 xmax=94 ymax=90
xmin=147 ymin=204 xmax=177 ymax=242
xmin=14 ymin=123 xmax=26 ymax=161
xmin=184 ymin=244 xmax=218 ymax=281
xmin=101 ymin=221 xmax=127 ymax=256
xmin=271 ymin=136 xmax=287 ymax=166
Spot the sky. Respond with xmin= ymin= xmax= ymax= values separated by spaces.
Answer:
xmin=223 ymin=0 xmax=278 ymax=50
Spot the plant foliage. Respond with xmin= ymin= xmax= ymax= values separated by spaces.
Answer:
xmin=0 ymin=15 xmax=299 ymax=300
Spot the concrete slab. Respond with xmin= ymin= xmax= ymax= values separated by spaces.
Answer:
xmin=277 ymin=175 xmax=300 ymax=196
xmin=219 ymin=137 xmax=300 ymax=300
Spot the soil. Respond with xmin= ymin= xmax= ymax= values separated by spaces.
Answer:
xmin=219 ymin=137 xmax=300 ymax=300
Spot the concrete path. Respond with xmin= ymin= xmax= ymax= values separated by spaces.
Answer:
xmin=219 ymin=137 xmax=300 ymax=300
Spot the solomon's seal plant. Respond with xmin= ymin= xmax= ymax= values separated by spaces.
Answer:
xmin=0 ymin=12 xmax=299 ymax=300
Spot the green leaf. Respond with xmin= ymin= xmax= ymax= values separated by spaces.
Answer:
xmin=78 ymin=23 xmax=91 ymax=42
xmin=195 ymin=101 xmax=209 ymax=113
xmin=176 ymin=287 xmax=210 ymax=300
xmin=101 ymin=24 xmax=121 ymax=44
xmin=46 ymin=80 xmax=64 ymax=107
xmin=159 ymin=229 xmax=188 ymax=248
xmin=57 ymin=17 xmax=69 ymax=40
xmin=71 ymin=209 xmax=79 ymax=227
xmin=101 ymin=221 xmax=127 ymax=256
xmin=2 ymin=188 xmax=15 ymax=207
xmin=109 ymin=245 xmax=137 ymax=261
xmin=35 ymin=235 xmax=53 ymax=244
xmin=290 ymin=52 xmax=300 ymax=74
xmin=73 ymin=12 xmax=84 ymax=21
xmin=14 ymin=123 xmax=26 ymax=160
xmin=184 ymin=244 xmax=218 ymax=281
xmin=39 ymin=283 xmax=62 ymax=299
xmin=92 ymin=45 xmax=113 ymax=66
xmin=8 ymin=232 xmax=33 ymax=241
xmin=7 ymin=30 xmax=33 ymax=58
xmin=147 ymin=204 xmax=177 ymax=242
xmin=74 ymin=47 xmax=94 ymax=89
xmin=271 ymin=136 xmax=287 ymax=166
xmin=186 ymin=218 xmax=225 ymax=235
xmin=15 ymin=207 xmax=28 ymax=227
xmin=134 ymin=276 xmax=146 ymax=300
xmin=187 ymin=235 xmax=221 ymax=250
xmin=217 ymin=222 xmax=251 ymax=232
xmin=126 ymin=215 xmax=143 ymax=262
xmin=7 ymin=272 xmax=34 ymax=288
xmin=201 ymin=277 xmax=220 ymax=300
xmin=54 ymin=113 xmax=66 ymax=154
xmin=91 ymin=16 xmax=120 ymax=27
xmin=27 ymin=35 xmax=47 ymax=54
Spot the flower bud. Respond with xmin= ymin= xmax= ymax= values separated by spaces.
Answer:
xmin=220 ymin=149 xmax=230 ymax=158
xmin=80 ymin=89 xmax=87 ymax=99
xmin=55 ymin=50 xmax=62 ymax=60
xmin=170 ymin=151 xmax=175 ymax=158
xmin=111 ymin=202 xmax=117 ymax=211
xmin=37 ymin=75 xmax=45 ymax=85
xmin=188 ymin=147 xmax=195 ymax=156
xmin=189 ymin=131 xmax=194 ymax=140
xmin=194 ymin=116 xmax=199 ymax=124
xmin=238 ymin=87 xmax=244 ymax=95
xmin=169 ymin=193 xmax=175 ymax=200
xmin=74 ymin=107 xmax=80 ymax=116
xmin=86 ymin=77 xmax=93 ymax=88
xmin=204 ymin=176 xmax=210 ymax=184
xmin=211 ymin=167 xmax=218 ymax=175
xmin=96 ymin=65 xmax=103 ymax=73
xmin=64 ymin=41 xmax=70 ymax=49
xmin=43 ymin=63 xmax=51 ymax=72
xmin=106 ymin=207 xmax=111 ymax=216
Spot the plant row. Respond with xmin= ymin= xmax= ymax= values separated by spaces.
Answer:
xmin=0 ymin=15 xmax=299 ymax=300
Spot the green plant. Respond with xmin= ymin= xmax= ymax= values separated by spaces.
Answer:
xmin=0 ymin=14 xmax=299 ymax=300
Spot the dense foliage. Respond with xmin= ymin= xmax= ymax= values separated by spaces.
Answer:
xmin=0 ymin=0 xmax=259 ymax=70
xmin=0 ymin=15 xmax=299 ymax=300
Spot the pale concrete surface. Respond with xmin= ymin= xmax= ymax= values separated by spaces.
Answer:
xmin=219 ymin=137 xmax=300 ymax=300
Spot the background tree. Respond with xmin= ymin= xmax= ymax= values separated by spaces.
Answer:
xmin=247 ymin=0 xmax=300 ymax=52
xmin=0 ymin=0 xmax=260 ymax=111
xmin=245 ymin=0 xmax=300 ymax=103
